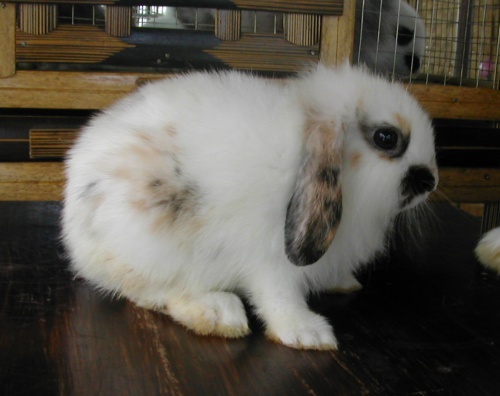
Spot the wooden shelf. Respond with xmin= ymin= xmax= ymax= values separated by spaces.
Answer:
xmin=1 ymin=162 xmax=497 ymax=204
xmin=0 ymin=71 xmax=500 ymax=121
xmin=0 ymin=162 xmax=64 ymax=201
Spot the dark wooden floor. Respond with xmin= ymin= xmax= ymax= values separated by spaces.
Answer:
xmin=1 ymin=201 xmax=500 ymax=396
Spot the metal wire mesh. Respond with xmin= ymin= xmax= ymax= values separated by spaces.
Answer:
xmin=410 ymin=0 xmax=500 ymax=87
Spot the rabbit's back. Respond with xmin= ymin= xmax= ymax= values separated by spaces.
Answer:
xmin=63 ymin=71 xmax=305 ymax=290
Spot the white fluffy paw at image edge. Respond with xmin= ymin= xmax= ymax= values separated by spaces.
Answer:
xmin=476 ymin=227 xmax=500 ymax=274
xmin=266 ymin=312 xmax=338 ymax=350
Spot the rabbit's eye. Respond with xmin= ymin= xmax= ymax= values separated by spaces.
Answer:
xmin=362 ymin=124 xmax=409 ymax=158
xmin=373 ymin=128 xmax=399 ymax=151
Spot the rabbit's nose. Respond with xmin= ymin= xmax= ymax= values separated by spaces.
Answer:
xmin=402 ymin=165 xmax=436 ymax=198
xmin=405 ymin=54 xmax=421 ymax=73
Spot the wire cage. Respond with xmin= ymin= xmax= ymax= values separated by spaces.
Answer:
xmin=352 ymin=0 xmax=500 ymax=87
xmin=415 ymin=0 xmax=500 ymax=88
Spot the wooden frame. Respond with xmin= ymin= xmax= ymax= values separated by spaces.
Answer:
xmin=0 ymin=3 xmax=16 ymax=78
xmin=1 ymin=70 xmax=500 ymax=118
xmin=3 ymin=163 xmax=500 ymax=204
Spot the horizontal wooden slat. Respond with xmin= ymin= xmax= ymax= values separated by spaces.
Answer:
xmin=0 ymin=182 xmax=64 ymax=201
xmin=437 ymin=167 xmax=500 ymax=203
xmin=439 ymin=168 xmax=500 ymax=188
xmin=17 ymin=24 xmax=134 ymax=64
xmin=1 ymin=71 xmax=500 ymax=120
xmin=407 ymin=84 xmax=500 ymax=121
xmin=205 ymin=33 xmax=319 ymax=72
xmin=29 ymin=129 xmax=78 ymax=159
xmin=1 ymin=162 xmax=499 ymax=205
xmin=437 ymin=187 xmax=500 ymax=203
xmin=0 ymin=162 xmax=64 ymax=201
xmin=0 ymin=162 xmax=64 ymax=182
xmin=0 ymin=70 xmax=163 ymax=109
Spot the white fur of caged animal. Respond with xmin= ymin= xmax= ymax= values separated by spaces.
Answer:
xmin=62 ymin=64 xmax=438 ymax=350
xmin=355 ymin=0 xmax=426 ymax=77
xmin=176 ymin=0 xmax=426 ymax=77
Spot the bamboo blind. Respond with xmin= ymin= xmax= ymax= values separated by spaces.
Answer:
xmin=18 ymin=3 xmax=58 ymax=35
xmin=105 ymin=6 xmax=132 ymax=37
xmin=205 ymin=33 xmax=319 ymax=72
xmin=16 ymin=24 xmax=134 ymax=64
xmin=284 ymin=14 xmax=321 ymax=46
xmin=29 ymin=129 xmax=79 ymax=159
xmin=215 ymin=10 xmax=242 ymax=41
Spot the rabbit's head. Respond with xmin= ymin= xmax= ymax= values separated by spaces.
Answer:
xmin=285 ymin=65 xmax=437 ymax=266
xmin=355 ymin=0 xmax=426 ymax=77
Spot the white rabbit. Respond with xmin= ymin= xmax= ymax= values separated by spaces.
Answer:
xmin=62 ymin=64 xmax=438 ymax=350
xmin=355 ymin=0 xmax=426 ymax=77
xmin=476 ymin=227 xmax=500 ymax=274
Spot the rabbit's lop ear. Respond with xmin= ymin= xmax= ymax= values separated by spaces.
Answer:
xmin=285 ymin=119 xmax=344 ymax=266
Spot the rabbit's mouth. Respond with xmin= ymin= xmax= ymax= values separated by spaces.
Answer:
xmin=400 ymin=165 xmax=437 ymax=210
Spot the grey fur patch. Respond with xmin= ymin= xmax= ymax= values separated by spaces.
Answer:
xmin=152 ymin=182 xmax=199 ymax=222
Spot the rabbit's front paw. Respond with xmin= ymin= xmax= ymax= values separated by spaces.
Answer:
xmin=166 ymin=291 xmax=250 ymax=338
xmin=266 ymin=312 xmax=337 ymax=350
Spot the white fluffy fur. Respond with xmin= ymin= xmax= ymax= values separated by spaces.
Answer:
xmin=355 ymin=0 xmax=426 ymax=76
xmin=476 ymin=227 xmax=500 ymax=274
xmin=62 ymin=64 xmax=437 ymax=350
